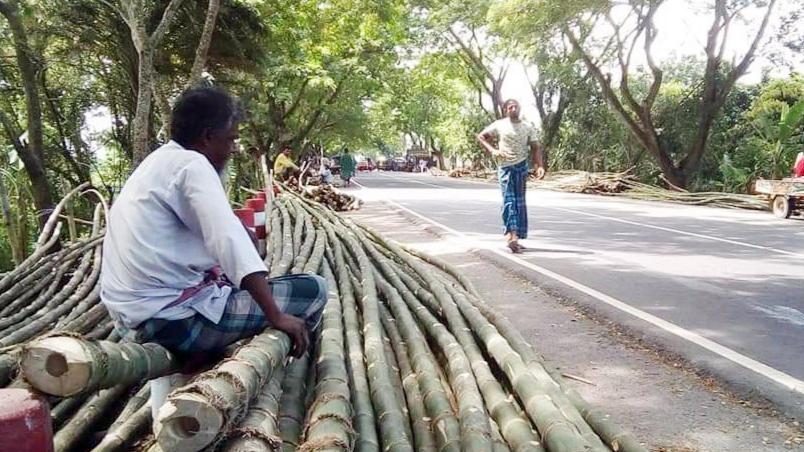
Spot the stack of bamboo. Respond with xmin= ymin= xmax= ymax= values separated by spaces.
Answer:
xmin=0 ymin=183 xmax=111 ymax=388
xmin=302 ymin=185 xmax=362 ymax=212
xmin=533 ymin=170 xmax=768 ymax=210
xmin=448 ymin=168 xmax=493 ymax=179
xmin=2 ymin=185 xmax=646 ymax=452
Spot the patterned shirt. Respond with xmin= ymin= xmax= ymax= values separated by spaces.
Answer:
xmin=481 ymin=118 xmax=540 ymax=168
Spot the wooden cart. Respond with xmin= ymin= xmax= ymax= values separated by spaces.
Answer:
xmin=754 ymin=178 xmax=804 ymax=218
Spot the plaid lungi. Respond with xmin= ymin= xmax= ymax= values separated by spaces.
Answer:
xmin=118 ymin=274 xmax=327 ymax=354
xmin=499 ymin=160 xmax=529 ymax=239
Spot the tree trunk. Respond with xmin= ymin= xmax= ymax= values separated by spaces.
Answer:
xmin=0 ymin=172 xmax=24 ymax=265
xmin=0 ymin=0 xmax=55 ymax=224
xmin=131 ymin=47 xmax=155 ymax=165
xmin=152 ymin=71 xmax=173 ymax=142
xmin=188 ymin=0 xmax=220 ymax=87
xmin=124 ymin=0 xmax=186 ymax=165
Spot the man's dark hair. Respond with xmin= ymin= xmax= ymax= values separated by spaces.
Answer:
xmin=171 ymin=87 xmax=241 ymax=147
xmin=503 ymin=99 xmax=519 ymax=109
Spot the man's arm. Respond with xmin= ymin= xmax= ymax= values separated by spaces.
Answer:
xmin=530 ymin=142 xmax=545 ymax=179
xmin=476 ymin=128 xmax=501 ymax=157
xmin=240 ymin=273 xmax=308 ymax=357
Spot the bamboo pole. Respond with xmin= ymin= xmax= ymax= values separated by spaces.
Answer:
xmin=378 ymin=303 xmax=438 ymax=452
xmin=0 ymin=351 xmax=17 ymax=387
xmin=20 ymin=336 xmax=177 ymax=396
xmin=320 ymin=210 xmax=490 ymax=451
xmin=297 ymin=260 xmax=353 ymax=451
xmin=155 ymin=330 xmax=291 ymax=451
xmin=322 ymin=242 xmax=379 ymax=451
xmin=368 ymin=236 xmax=598 ymax=452
xmin=91 ymin=402 xmax=152 ymax=452
xmin=278 ymin=354 xmax=311 ymax=451
xmin=222 ymin=366 xmax=285 ymax=452
xmin=53 ymin=384 xmax=130 ymax=452
xmin=322 ymin=214 xmax=414 ymax=451
xmin=372 ymin=249 xmax=543 ymax=452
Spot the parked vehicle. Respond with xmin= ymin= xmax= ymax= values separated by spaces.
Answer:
xmin=754 ymin=178 xmax=804 ymax=218
xmin=391 ymin=158 xmax=413 ymax=172
xmin=377 ymin=158 xmax=391 ymax=171
xmin=357 ymin=158 xmax=376 ymax=171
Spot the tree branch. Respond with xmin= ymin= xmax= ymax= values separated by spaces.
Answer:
xmin=642 ymin=2 xmax=664 ymax=110
xmin=188 ymin=0 xmax=220 ymax=87
xmin=283 ymin=78 xmax=311 ymax=121
xmin=150 ymin=0 xmax=187 ymax=47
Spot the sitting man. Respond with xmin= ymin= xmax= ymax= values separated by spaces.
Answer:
xmin=319 ymin=163 xmax=334 ymax=185
xmin=273 ymin=146 xmax=300 ymax=181
xmin=100 ymin=87 xmax=325 ymax=360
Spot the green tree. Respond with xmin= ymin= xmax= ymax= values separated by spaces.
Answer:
xmin=493 ymin=0 xmax=778 ymax=188
xmin=730 ymin=74 xmax=804 ymax=180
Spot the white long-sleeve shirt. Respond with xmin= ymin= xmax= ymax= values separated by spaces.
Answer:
xmin=100 ymin=141 xmax=267 ymax=328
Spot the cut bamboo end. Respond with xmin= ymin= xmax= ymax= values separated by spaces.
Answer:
xmin=155 ymin=393 xmax=224 ymax=452
xmin=20 ymin=337 xmax=91 ymax=397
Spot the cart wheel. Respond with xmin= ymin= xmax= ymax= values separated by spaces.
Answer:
xmin=771 ymin=195 xmax=793 ymax=219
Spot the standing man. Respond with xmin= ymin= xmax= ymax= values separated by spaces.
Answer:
xmin=340 ymin=147 xmax=356 ymax=186
xmin=477 ymin=99 xmax=545 ymax=253
xmin=100 ymin=87 xmax=326 ymax=359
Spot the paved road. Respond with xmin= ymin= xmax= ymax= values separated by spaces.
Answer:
xmin=350 ymin=171 xmax=804 ymax=416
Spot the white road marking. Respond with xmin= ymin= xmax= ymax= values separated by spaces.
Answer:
xmin=384 ymin=198 xmax=804 ymax=395
xmin=549 ymin=206 xmax=803 ymax=258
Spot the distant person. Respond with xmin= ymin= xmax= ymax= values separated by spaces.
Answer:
xmin=340 ymin=147 xmax=356 ymax=186
xmin=476 ymin=99 xmax=545 ymax=253
xmin=419 ymin=159 xmax=428 ymax=173
xmin=273 ymin=147 xmax=299 ymax=180
xmin=794 ymin=152 xmax=804 ymax=178
xmin=320 ymin=164 xmax=333 ymax=184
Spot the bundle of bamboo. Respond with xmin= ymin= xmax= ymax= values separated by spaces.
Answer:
xmin=533 ymin=170 xmax=768 ymax=210
xmin=302 ymin=184 xmax=361 ymax=212
xmin=3 ymin=185 xmax=648 ymax=452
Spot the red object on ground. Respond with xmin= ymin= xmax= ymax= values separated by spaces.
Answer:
xmin=233 ymin=208 xmax=255 ymax=228
xmin=245 ymin=198 xmax=265 ymax=212
xmin=0 ymin=389 xmax=54 ymax=452
xmin=795 ymin=157 xmax=804 ymax=177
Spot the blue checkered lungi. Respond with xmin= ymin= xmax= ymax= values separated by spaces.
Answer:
xmin=118 ymin=274 xmax=327 ymax=354
xmin=499 ymin=160 xmax=529 ymax=239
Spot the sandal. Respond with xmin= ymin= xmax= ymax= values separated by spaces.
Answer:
xmin=507 ymin=239 xmax=522 ymax=254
